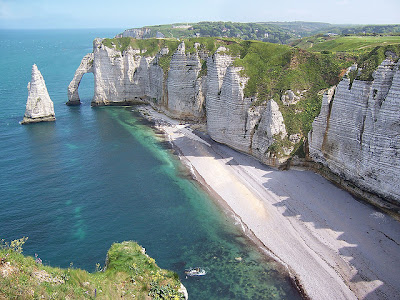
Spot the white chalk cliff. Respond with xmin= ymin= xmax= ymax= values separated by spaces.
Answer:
xmin=206 ymin=47 xmax=288 ymax=165
xmin=309 ymin=59 xmax=400 ymax=205
xmin=68 ymin=40 xmax=288 ymax=164
xmin=69 ymin=39 xmax=400 ymax=206
xmin=21 ymin=64 xmax=55 ymax=124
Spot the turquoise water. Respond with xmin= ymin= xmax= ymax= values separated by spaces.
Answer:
xmin=0 ymin=29 xmax=301 ymax=299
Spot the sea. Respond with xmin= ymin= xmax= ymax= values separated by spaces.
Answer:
xmin=0 ymin=29 xmax=301 ymax=299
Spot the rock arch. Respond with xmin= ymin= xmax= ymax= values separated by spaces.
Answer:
xmin=66 ymin=53 xmax=94 ymax=105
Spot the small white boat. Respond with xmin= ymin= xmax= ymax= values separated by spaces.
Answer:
xmin=185 ymin=267 xmax=206 ymax=276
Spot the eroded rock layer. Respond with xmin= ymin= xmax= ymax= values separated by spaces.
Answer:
xmin=206 ymin=47 xmax=288 ymax=165
xmin=69 ymin=39 xmax=400 ymax=205
xmin=21 ymin=64 xmax=55 ymax=124
xmin=309 ymin=59 xmax=400 ymax=204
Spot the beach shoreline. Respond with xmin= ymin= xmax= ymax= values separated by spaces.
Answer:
xmin=136 ymin=105 xmax=400 ymax=300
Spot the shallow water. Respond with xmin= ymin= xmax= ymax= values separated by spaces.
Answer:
xmin=0 ymin=29 xmax=301 ymax=299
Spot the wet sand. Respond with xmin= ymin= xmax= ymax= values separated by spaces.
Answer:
xmin=137 ymin=106 xmax=400 ymax=300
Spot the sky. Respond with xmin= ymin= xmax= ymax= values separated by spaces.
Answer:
xmin=0 ymin=0 xmax=399 ymax=29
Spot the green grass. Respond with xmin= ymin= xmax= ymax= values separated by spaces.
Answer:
xmin=231 ymin=41 xmax=349 ymax=136
xmin=100 ymin=36 xmax=350 ymax=154
xmin=100 ymin=36 xmax=398 ymax=156
xmin=356 ymin=44 xmax=400 ymax=80
xmin=0 ymin=239 xmax=185 ymax=299
xmin=293 ymin=35 xmax=400 ymax=53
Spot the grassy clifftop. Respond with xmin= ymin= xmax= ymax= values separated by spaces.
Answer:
xmin=99 ymin=35 xmax=398 ymax=157
xmin=100 ymin=36 xmax=349 ymax=143
xmin=117 ymin=22 xmax=400 ymax=45
xmin=0 ymin=238 xmax=185 ymax=299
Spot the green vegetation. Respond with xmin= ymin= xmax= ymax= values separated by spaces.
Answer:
xmin=102 ymin=37 xmax=180 ymax=57
xmin=0 ymin=238 xmax=185 ymax=299
xmin=101 ymin=36 xmax=349 ymax=137
xmin=101 ymin=34 xmax=398 ymax=157
xmin=118 ymin=22 xmax=400 ymax=45
xmin=228 ymin=41 xmax=349 ymax=135
xmin=292 ymin=35 xmax=400 ymax=54
xmin=292 ymin=34 xmax=400 ymax=84
xmin=356 ymin=44 xmax=400 ymax=80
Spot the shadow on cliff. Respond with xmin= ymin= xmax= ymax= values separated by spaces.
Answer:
xmin=168 ymin=132 xmax=400 ymax=299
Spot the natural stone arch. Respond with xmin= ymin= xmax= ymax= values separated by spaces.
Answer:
xmin=66 ymin=53 xmax=94 ymax=105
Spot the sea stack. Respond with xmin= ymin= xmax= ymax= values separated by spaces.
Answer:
xmin=21 ymin=64 xmax=55 ymax=124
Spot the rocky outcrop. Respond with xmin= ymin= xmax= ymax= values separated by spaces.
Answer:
xmin=68 ymin=39 xmax=206 ymax=120
xmin=206 ymin=47 xmax=288 ymax=165
xmin=281 ymin=89 xmax=307 ymax=105
xmin=309 ymin=59 xmax=400 ymax=204
xmin=166 ymin=42 xmax=205 ymax=120
xmin=69 ymin=36 xmax=400 ymax=206
xmin=69 ymin=40 xmax=290 ymax=163
xmin=91 ymin=38 xmax=155 ymax=106
xmin=67 ymin=53 xmax=94 ymax=105
xmin=21 ymin=64 xmax=55 ymax=124
xmin=116 ymin=28 xmax=152 ymax=39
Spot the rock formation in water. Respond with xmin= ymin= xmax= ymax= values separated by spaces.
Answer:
xmin=67 ymin=53 xmax=94 ymax=105
xmin=69 ymin=38 xmax=400 ymax=206
xmin=67 ymin=39 xmax=207 ymax=121
xmin=69 ymin=40 xmax=288 ymax=165
xmin=309 ymin=58 xmax=400 ymax=206
xmin=21 ymin=64 xmax=55 ymax=124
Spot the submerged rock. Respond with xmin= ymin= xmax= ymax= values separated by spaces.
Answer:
xmin=21 ymin=64 xmax=55 ymax=124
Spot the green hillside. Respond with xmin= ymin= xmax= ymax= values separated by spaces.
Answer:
xmin=102 ymin=36 xmax=349 ymax=138
xmin=117 ymin=22 xmax=400 ymax=45
xmin=292 ymin=35 xmax=400 ymax=53
xmin=0 ymin=238 xmax=185 ymax=299
xmin=100 ymin=35 xmax=399 ymax=157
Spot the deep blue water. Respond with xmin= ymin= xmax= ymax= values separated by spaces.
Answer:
xmin=0 ymin=29 xmax=301 ymax=299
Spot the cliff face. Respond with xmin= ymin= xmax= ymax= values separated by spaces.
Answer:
xmin=166 ymin=42 xmax=205 ymax=120
xmin=67 ymin=39 xmax=205 ymax=121
xmin=206 ymin=47 xmax=288 ymax=165
xmin=68 ymin=39 xmax=295 ymax=164
xmin=21 ymin=64 xmax=55 ymax=124
xmin=69 ymin=38 xmax=400 ymax=205
xmin=309 ymin=59 xmax=400 ymax=204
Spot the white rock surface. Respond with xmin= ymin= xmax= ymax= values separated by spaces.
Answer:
xmin=309 ymin=59 xmax=400 ymax=204
xmin=166 ymin=42 xmax=205 ymax=120
xmin=70 ymin=40 xmax=290 ymax=162
xmin=206 ymin=47 xmax=288 ymax=165
xmin=281 ymin=89 xmax=306 ymax=105
xmin=252 ymin=99 xmax=289 ymax=162
xmin=21 ymin=64 xmax=55 ymax=124
xmin=67 ymin=53 xmax=94 ymax=105
xmin=69 ymin=39 xmax=205 ymax=120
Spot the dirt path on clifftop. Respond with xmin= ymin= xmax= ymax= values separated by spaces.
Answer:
xmin=138 ymin=106 xmax=400 ymax=300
